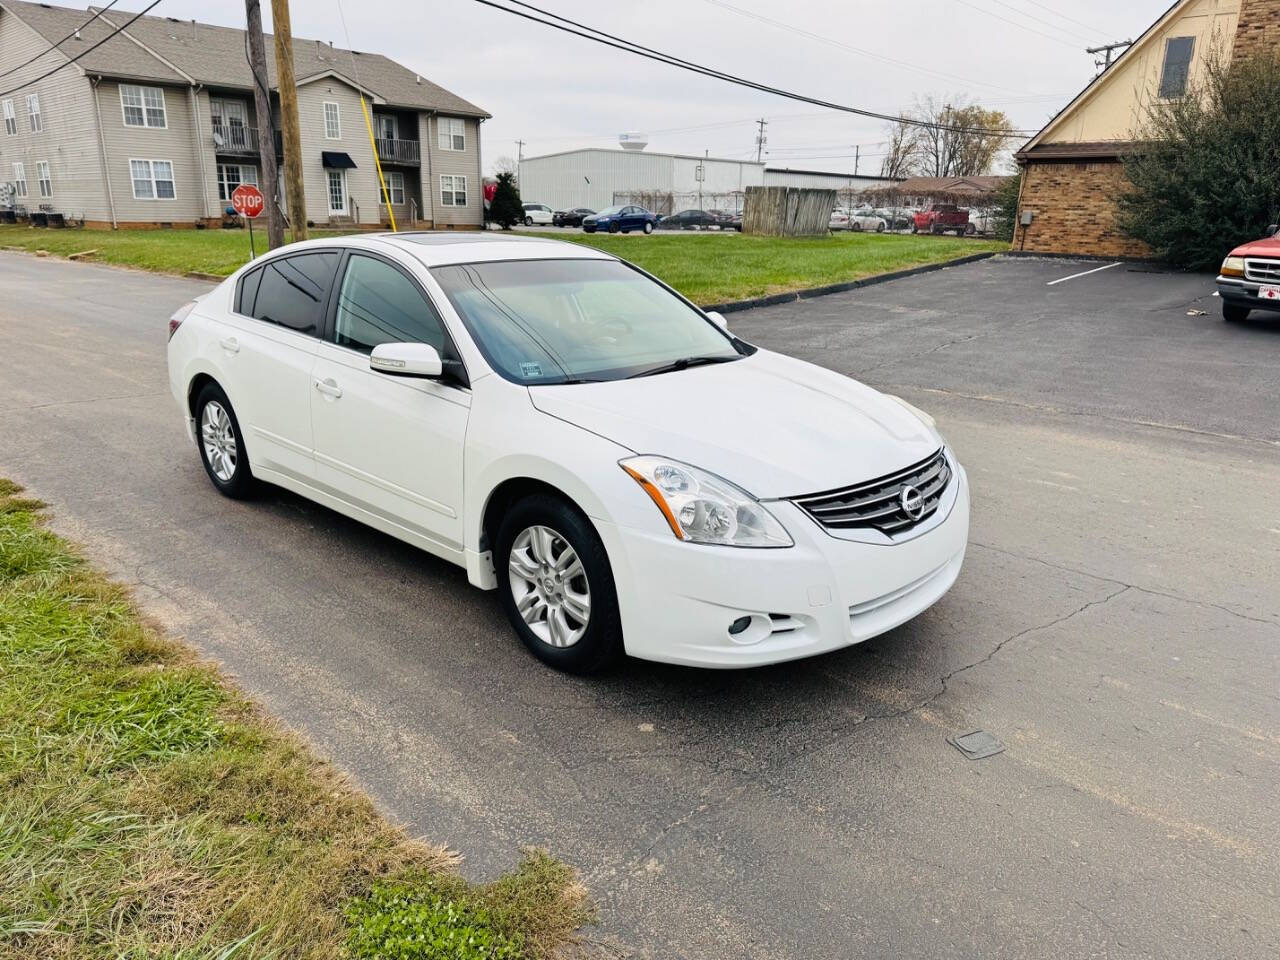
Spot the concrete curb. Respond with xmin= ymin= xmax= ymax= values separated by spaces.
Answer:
xmin=700 ymin=252 xmax=999 ymax=313
xmin=184 ymin=271 xmax=224 ymax=282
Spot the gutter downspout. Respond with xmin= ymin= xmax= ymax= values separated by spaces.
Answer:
xmin=90 ymin=76 xmax=118 ymax=229
xmin=476 ymin=115 xmax=484 ymax=229
xmin=425 ymin=109 xmax=436 ymax=228
xmin=188 ymin=84 xmax=212 ymax=223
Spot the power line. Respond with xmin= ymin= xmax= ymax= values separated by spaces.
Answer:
xmin=949 ymin=0 xmax=1084 ymax=49
xmin=1009 ymin=0 xmax=1111 ymax=36
xmin=979 ymin=0 xmax=1098 ymax=44
xmin=0 ymin=0 xmax=165 ymax=99
xmin=0 ymin=0 xmax=123 ymax=81
xmin=473 ymin=0 xmax=1038 ymax=138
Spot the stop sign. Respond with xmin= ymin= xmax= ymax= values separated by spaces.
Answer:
xmin=231 ymin=183 xmax=265 ymax=219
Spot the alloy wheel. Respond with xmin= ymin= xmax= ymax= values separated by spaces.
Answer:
xmin=508 ymin=525 xmax=591 ymax=648
xmin=200 ymin=400 xmax=237 ymax=482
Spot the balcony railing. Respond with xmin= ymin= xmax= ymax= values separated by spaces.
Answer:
xmin=212 ymin=122 xmax=259 ymax=155
xmin=376 ymin=137 xmax=420 ymax=165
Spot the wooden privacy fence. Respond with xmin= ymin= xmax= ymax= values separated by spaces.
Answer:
xmin=743 ymin=186 xmax=836 ymax=236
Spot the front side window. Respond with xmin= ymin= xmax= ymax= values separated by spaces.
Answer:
xmin=440 ymin=174 xmax=466 ymax=207
xmin=323 ymin=101 xmax=341 ymax=139
xmin=12 ymin=162 xmax=26 ymax=198
xmin=1 ymin=99 xmax=13 ymax=135
xmin=36 ymin=161 xmax=51 ymax=198
xmin=1159 ymin=36 xmax=1195 ymax=98
xmin=250 ymin=252 xmax=338 ymax=336
xmin=216 ymin=163 xmax=257 ymax=201
xmin=121 ymin=84 xmax=166 ymax=127
xmin=26 ymin=93 xmax=40 ymax=132
xmin=438 ymin=116 xmax=465 ymax=151
xmin=384 ymin=170 xmax=405 ymax=205
xmin=130 ymin=159 xmax=175 ymax=199
xmin=432 ymin=258 xmax=742 ymax=385
xmin=334 ymin=254 xmax=446 ymax=354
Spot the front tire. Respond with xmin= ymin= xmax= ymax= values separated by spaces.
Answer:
xmin=496 ymin=495 xmax=623 ymax=674
xmin=194 ymin=382 xmax=256 ymax=499
xmin=608 ymin=222 xmax=620 ymax=234
xmin=1223 ymin=302 xmax=1252 ymax=322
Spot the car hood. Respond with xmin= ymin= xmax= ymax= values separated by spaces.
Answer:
xmin=1231 ymin=234 xmax=1280 ymax=257
xmin=528 ymin=350 xmax=941 ymax=498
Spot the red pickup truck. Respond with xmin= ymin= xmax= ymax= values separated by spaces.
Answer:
xmin=1216 ymin=225 xmax=1280 ymax=321
xmin=912 ymin=204 xmax=970 ymax=236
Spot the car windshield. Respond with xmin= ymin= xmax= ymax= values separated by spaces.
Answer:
xmin=594 ymin=206 xmax=624 ymax=216
xmin=431 ymin=259 xmax=744 ymax=384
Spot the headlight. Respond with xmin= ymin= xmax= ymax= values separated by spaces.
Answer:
xmin=886 ymin=394 xmax=936 ymax=429
xmin=620 ymin=456 xmax=792 ymax=548
xmin=1221 ymin=256 xmax=1245 ymax=277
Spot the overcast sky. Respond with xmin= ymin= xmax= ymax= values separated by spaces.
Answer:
xmin=126 ymin=0 xmax=1170 ymax=175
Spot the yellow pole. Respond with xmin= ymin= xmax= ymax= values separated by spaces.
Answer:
xmin=360 ymin=94 xmax=397 ymax=231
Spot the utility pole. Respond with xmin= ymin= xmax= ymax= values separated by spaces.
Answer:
xmin=516 ymin=139 xmax=525 ymax=164
xmin=1087 ymin=40 xmax=1133 ymax=73
xmin=244 ymin=0 xmax=283 ymax=248
xmin=270 ymin=0 xmax=307 ymax=241
xmin=755 ymin=118 xmax=767 ymax=163
xmin=854 ymin=144 xmax=860 ymax=176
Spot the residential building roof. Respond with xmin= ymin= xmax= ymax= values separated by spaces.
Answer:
xmin=891 ymin=176 xmax=1007 ymax=196
xmin=0 ymin=0 xmax=488 ymax=116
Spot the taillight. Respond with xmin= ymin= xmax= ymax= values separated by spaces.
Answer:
xmin=168 ymin=301 xmax=197 ymax=340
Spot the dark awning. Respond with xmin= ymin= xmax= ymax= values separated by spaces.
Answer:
xmin=322 ymin=151 xmax=357 ymax=169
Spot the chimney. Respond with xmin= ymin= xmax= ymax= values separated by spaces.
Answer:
xmin=191 ymin=19 xmax=197 ymax=40
xmin=1233 ymin=0 xmax=1280 ymax=63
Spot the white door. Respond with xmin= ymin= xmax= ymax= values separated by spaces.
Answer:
xmin=327 ymin=169 xmax=347 ymax=216
xmin=216 ymin=250 xmax=339 ymax=482
xmin=309 ymin=252 xmax=469 ymax=558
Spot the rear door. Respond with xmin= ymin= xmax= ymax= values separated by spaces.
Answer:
xmin=309 ymin=250 xmax=470 ymax=560
xmin=216 ymin=250 xmax=339 ymax=482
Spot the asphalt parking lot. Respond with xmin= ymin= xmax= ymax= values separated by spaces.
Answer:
xmin=1 ymin=253 xmax=1277 ymax=959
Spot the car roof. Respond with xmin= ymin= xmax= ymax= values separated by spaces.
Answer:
xmin=269 ymin=231 xmax=621 ymax=268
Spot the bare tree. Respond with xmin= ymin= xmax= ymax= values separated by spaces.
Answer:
xmin=493 ymin=154 xmax=519 ymax=178
xmin=880 ymin=119 xmax=919 ymax=179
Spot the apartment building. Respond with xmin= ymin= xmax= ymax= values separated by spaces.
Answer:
xmin=0 ymin=0 xmax=488 ymax=228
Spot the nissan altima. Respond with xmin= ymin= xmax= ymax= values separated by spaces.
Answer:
xmin=167 ymin=233 xmax=968 ymax=673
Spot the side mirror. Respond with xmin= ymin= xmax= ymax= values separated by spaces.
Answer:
xmin=370 ymin=342 xmax=443 ymax=378
xmin=706 ymin=310 xmax=729 ymax=330
xmin=1269 ymin=224 xmax=1279 ymax=237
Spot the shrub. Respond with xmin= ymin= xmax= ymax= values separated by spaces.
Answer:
xmin=488 ymin=172 xmax=524 ymax=231
xmin=1119 ymin=53 xmax=1280 ymax=270
xmin=991 ymin=171 xmax=1021 ymax=243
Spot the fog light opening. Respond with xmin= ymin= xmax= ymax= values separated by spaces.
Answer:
xmin=728 ymin=616 xmax=752 ymax=636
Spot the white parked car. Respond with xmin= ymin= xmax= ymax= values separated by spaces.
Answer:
xmin=830 ymin=207 xmax=887 ymax=232
xmin=521 ymin=202 xmax=554 ymax=226
xmin=167 ymin=234 xmax=969 ymax=673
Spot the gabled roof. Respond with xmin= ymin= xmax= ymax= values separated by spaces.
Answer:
xmin=0 ymin=0 xmax=488 ymax=117
xmin=1016 ymin=0 xmax=1185 ymax=157
xmin=893 ymin=176 xmax=1006 ymax=195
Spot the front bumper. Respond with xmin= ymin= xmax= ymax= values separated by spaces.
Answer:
xmin=1217 ymin=276 xmax=1280 ymax=314
xmin=598 ymin=459 xmax=970 ymax=668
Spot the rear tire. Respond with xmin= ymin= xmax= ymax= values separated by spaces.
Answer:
xmin=643 ymin=221 xmax=653 ymax=234
xmin=524 ymin=216 xmax=533 ymax=226
xmin=852 ymin=222 xmax=862 ymax=232
xmin=194 ymin=382 xmax=256 ymax=499
xmin=496 ymin=495 xmax=623 ymax=674
xmin=1223 ymin=302 xmax=1251 ymax=322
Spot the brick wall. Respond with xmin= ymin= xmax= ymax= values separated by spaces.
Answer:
xmin=1014 ymin=159 xmax=1151 ymax=258
xmin=1233 ymin=0 xmax=1280 ymax=63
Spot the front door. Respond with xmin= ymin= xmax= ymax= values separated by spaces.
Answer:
xmin=327 ymin=169 xmax=347 ymax=216
xmin=211 ymin=99 xmax=249 ymax=150
xmin=377 ymin=114 xmax=397 ymax=141
xmin=309 ymin=251 xmax=468 ymax=560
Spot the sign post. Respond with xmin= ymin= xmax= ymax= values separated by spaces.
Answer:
xmin=230 ymin=183 xmax=266 ymax=260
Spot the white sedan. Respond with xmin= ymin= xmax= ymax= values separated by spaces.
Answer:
xmin=830 ymin=207 xmax=887 ymax=232
xmin=167 ymin=234 xmax=968 ymax=673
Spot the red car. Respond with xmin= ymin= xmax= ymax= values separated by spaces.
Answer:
xmin=1216 ymin=225 xmax=1280 ymax=321
xmin=912 ymin=203 xmax=969 ymax=236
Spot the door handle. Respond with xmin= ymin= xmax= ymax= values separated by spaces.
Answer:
xmin=314 ymin=378 xmax=343 ymax=399
xmin=218 ymin=336 xmax=239 ymax=353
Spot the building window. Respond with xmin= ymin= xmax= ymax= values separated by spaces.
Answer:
xmin=376 ymin=114 xmax=397 ymax=140
xmin=323 ymin=101 xmax=341 ymax=139
xmin=120 ymin=84 xmax=167 ymax=127
xmin=216 ymin=163 xmax=258 ymax=201
xmin=327 ymin=169 xmax=346 ymax=213
xmin=440 ymin=174 xmax=466 ymax=207
xmin=26 ymin=93 xmax=41 ymax=132
xmin=1159 ymin=36 xmax=1195 ymax=98
xmin=438 ymin=117 xmax=464 ymax=151
xmin=36 ymin=161 xmax=51 ymax=198
xmin=130 ymin=159 xmax=175 ymax=199
xmin=2 ymin=100 xmax=14 ymax=135
xmin=384 ymin=170 xmax=405 ymax=205
xmin=12 ymin=162 xmax=26 ymax=198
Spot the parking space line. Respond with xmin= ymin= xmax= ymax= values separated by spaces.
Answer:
xmin=1047 ymin=262 xmax=1122 ymax=286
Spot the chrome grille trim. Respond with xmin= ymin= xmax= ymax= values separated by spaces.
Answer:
xmin=790 ymin=448 xmax=951 ymax=535
xmin=1244 ymin=258 xmax=1280 ymax=283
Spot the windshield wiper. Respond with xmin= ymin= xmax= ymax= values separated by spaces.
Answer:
xmin=628 ymin=355 xmax=740 ymax=379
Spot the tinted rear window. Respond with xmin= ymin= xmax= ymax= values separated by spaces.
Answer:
xmin=237 ymin=266 xmax=263 ymax=315
xmin=250 ymin=252 xmax=337 ymax=336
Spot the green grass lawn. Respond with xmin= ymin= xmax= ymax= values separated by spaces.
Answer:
xmin=0 ymin=478 xmax=591 ymax=960
xmin=0 ymin=223 xmax=1005 ymax=305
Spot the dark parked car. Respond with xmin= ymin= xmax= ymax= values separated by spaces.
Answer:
xmin=658 ymin=208 xmax=716 ymax=230
xmin=875 ymin=207 xmax=914 ymax=230
xmin=582 ymin=204 xmax=660 ymax=234
xmin=707 ymin=209 xmax=743 ymax=232
xmin=552 ymin=207 xmax=595 ymax=227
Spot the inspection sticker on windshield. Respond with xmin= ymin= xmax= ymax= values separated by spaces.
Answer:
xmin=519 ymin=361 xmax=544 ymax=379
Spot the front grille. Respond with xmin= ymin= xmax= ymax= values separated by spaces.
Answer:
xmin=791 ymin=448 xmax=951 ymax=536
xmin=1244 ymin=258 xmax=1280 ymax=283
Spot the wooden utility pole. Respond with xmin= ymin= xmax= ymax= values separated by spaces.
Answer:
xmin=270 ymin=0 xmax=307 ymax=241
xmin=244 ymin=0 xmax=283 ymax=248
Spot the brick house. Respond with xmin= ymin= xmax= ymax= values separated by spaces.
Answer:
xmin=0 ymin=0 xmax=488 ymax=229
xmin=1014 ymin=0 xmax=1280 ymax=257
